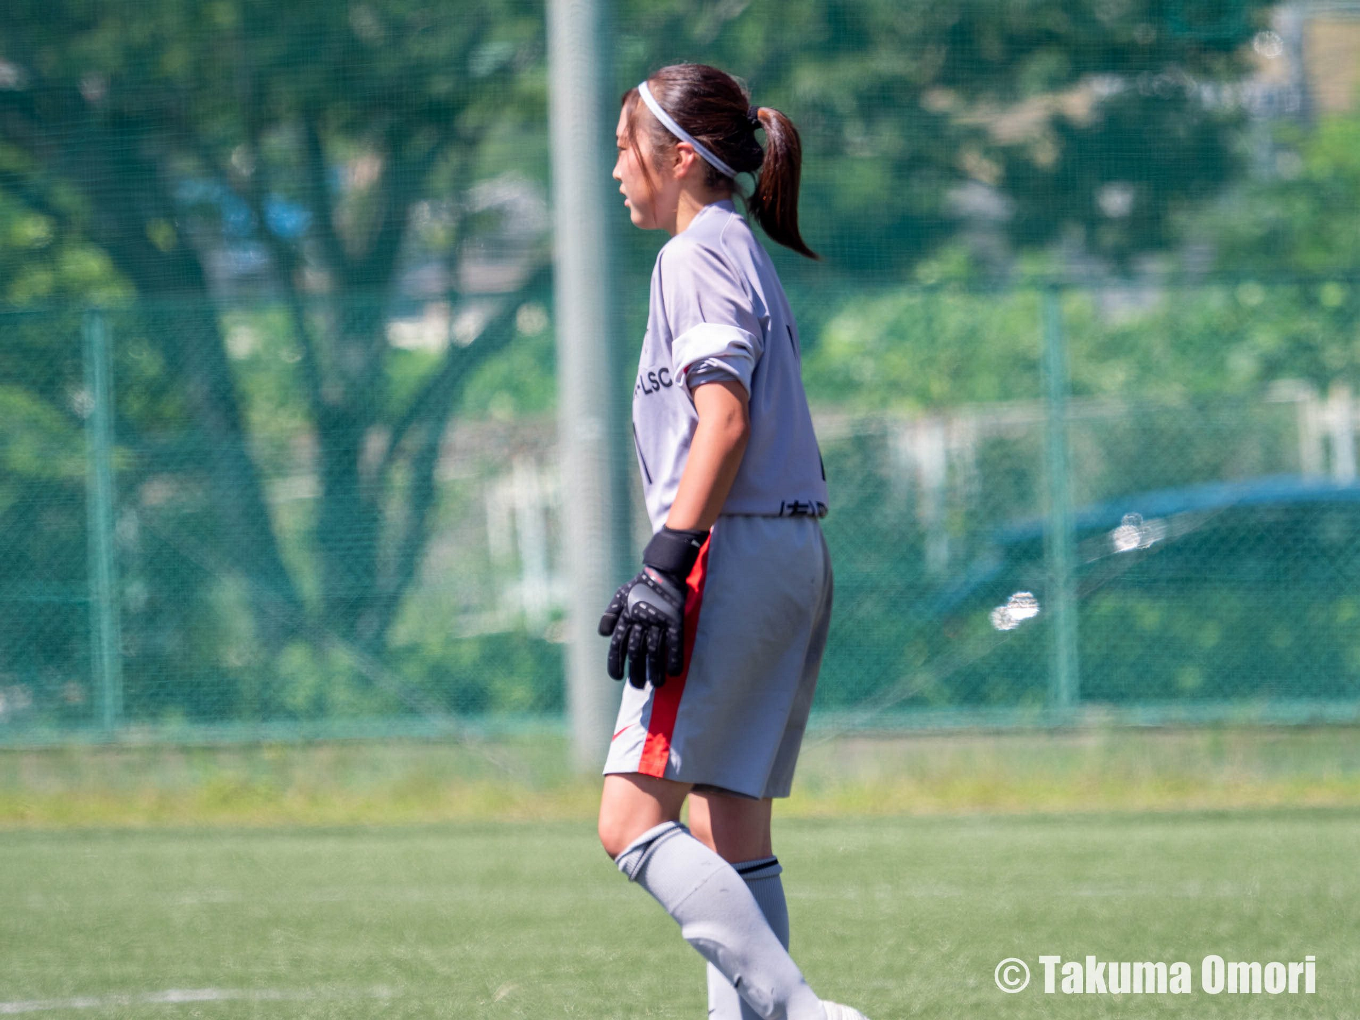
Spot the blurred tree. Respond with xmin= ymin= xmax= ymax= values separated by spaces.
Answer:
xmin=0 ymin=0 xmax=1301 ymax=722
xmin=1195 ymin=106 xmax=1360 ymax=276
xmin=0 ymin=0 xmax=546 ymax=662
xmin=615 ymin=0 xmax=1273 ymax=279
xmin=0 ymin=187 xmax=126 ymax=305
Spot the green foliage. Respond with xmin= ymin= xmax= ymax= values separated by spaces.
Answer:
xmin=615 ymin=0 xmax=1271 ymax=277
xmin=1065 ymin=281 xmax=1360 ymax=396
xmin=0 ymin=149 xmax=127 ymax=306
xmin=0 ymin=0 xmax=551 ymax=669
xmin=3 ymin=2 xmax=1360 ymax=734
xmin=0 ymin=312 xmax=90 ymax=717
xmin=455 ymin=305 xmax=558 ymax=420
xmin=390 ymin=627 xmax=565 ymax=717
xmin=801 ymin=272 xmax=1360 ymax=415
xmin=1190 ymin=104 xmax=1360 ymax=276
xmin=803 ymin=272 xmax=1044 ymax=409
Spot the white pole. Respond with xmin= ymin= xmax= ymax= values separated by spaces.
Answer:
xmin=547 ymin=0 xmax=627 ymax=771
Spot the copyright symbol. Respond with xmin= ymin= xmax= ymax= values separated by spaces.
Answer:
xmin=994 ymin=957 xmax=1030 ymax=993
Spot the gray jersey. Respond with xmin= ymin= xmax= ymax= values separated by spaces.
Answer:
xmin=631 ymin=199 xmax=828 ymax=529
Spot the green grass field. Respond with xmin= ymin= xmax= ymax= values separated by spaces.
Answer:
xmin=4 ymin=812 xmax=1359 ymax=1017
xmin=6 ymin=726 xmax=1360 ymax=828
xmin=3 ymin=729 xmax=1359 ymax=1018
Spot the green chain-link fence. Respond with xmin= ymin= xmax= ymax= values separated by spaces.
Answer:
xmin=4 ymin=277 xmax=1360 ymax=745
xmin=4 ymin=0 xmax=1360 ymax=745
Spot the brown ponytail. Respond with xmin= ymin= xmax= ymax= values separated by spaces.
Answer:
xmin=622 ymin=64 xmax=819 ymax=260
xmin=749 ymin=107 xmax=817 ymax=260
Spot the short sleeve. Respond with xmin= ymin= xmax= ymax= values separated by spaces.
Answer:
xmin=659 ymin=242 xmax=765 ymax=397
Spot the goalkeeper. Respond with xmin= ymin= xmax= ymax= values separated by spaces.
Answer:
xmin=596 ymin=63 xmax=867 ymax=1020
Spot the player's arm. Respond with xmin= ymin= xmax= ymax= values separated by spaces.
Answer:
xmin=665 ymin=378 xmax=750 ymax=532
xmin=597 ymin=377 xmax=749 ymax=686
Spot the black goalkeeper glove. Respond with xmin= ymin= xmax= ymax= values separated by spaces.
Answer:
xmin=597 ymin=526 xmax=708 ymax=688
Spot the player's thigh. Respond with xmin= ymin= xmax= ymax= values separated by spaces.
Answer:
xmin=688 ymin=788 xmax=773 ymax=862
xmin=598 ymin=772 xmax=692 ymax=859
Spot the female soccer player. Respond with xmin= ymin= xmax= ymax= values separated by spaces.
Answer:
xmin=595 ymin=64 xmax=870 ymax=1020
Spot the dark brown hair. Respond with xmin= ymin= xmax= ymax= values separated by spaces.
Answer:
xmin=621 ymin=63 xmax=818 ymax=260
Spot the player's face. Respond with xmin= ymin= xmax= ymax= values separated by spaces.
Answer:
xmin=614 ymin=105 xmax=672 ymax=231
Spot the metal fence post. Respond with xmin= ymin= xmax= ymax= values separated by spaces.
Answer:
xmin=1041 ymin=288 xmax=1079 ymax=716
xmin=83 ymin=308 xmax=123 ymax=734
xmin=547 ymin=0 xmax=627 ymax=770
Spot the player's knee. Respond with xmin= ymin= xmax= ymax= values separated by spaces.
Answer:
xmin=599 ymin=808 xmax=668 ymax=860
xmin=597 ymin=813 xmax=629 ymax=860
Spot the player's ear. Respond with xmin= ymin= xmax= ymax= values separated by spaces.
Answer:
xmin=673 ymin=142 xmax=697 ymax=178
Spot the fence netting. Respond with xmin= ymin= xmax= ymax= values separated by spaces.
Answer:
xmin=4 ymin=280 xmax=1360 ymax=743
xmin=2 ymin=0 xmax=1360 ymax=742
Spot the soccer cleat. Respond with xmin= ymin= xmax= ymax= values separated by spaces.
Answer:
xmin=820 ymin=1002 xmax=871 ymax=1020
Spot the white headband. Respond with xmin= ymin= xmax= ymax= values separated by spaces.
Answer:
xmin=637 ymin=80 xmax=739 ymax=180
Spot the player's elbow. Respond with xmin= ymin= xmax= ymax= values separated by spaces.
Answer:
xmin=727 ymin=401 xmax=751 ymax=438
xmin=693 ymin=379 xmax=750 ymax=446
xmin=702 ymin=398 xmax=750 ymax=450
xmin=714 ymin=411 xmax=750 ymax=454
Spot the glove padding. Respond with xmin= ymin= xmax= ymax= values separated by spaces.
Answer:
xmin=598 ymin=568 xmax=686 ymax=687
xmin=598 ymin=526 xmax=708 ymax=688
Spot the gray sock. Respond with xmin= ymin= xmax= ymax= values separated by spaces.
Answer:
xmin=707 ymin=856 xmax=788 ymax=1020
xmin=616 ymin=822 xmax=823 ymax=1020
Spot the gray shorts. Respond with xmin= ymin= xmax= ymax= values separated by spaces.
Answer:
xmin=602 ymin=514 xmax=834 ymax=799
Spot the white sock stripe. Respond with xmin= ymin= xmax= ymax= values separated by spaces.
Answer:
xmin=615 ymin=820 xmax=686 ymax=880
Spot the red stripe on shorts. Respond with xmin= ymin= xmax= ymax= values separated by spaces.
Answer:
xmin=637 ymin=535 xmax=711 ymax=778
